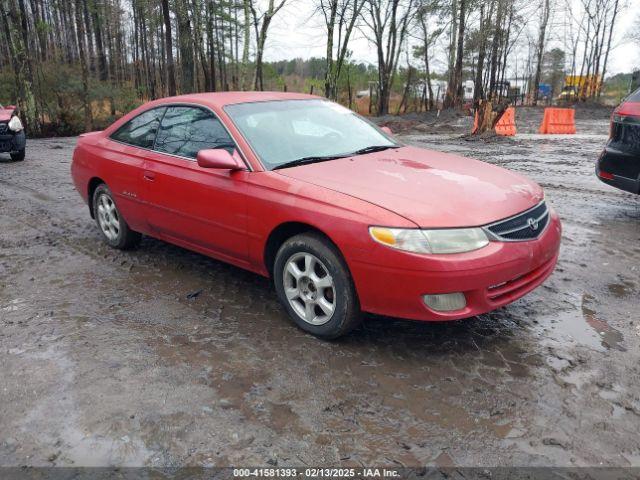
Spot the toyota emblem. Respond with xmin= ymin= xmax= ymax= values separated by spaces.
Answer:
xmin=527 ymin=217 xmax=539 ymax=231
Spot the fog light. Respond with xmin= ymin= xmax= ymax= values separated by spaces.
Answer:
xmin=423 ymin=293 xmax=466 ymax=312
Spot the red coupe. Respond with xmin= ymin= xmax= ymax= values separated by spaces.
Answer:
xmin=71 ymin=92 xmax=561 ymax=338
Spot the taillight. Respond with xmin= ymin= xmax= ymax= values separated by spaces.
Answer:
xmin=610 ymin=101 xmax=640 ymax=138
xmin=616 ymin=101 xmax=640 ymax=120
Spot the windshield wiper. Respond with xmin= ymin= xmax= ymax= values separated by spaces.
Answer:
xmin=272 ymin=154 xmax=348 ymax=170
xmin=272 ymin=145 xmax=398 ymax=170
xmin=351 ymin=145 xmax=397 ymax=155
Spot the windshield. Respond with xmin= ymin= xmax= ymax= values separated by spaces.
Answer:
xmin=224 ymin=99 xmax=397 ymax=170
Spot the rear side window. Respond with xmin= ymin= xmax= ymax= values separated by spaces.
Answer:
xmin=111 ymin=107 xmax=165 ymax=149
xmin=154 ymin=106 xmax=234 ymax=159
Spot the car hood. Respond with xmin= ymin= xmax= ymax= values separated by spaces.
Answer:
xmin=277 ymin=146 xmax=544 ymax=228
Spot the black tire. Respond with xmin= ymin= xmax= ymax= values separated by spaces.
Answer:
xmin=273 ymin=233 xmax=361 ymax=339
xmin=10 ymin=149 xmax=25 ymax=161
xmin=92 ymin=183 xmax=141 ymax=250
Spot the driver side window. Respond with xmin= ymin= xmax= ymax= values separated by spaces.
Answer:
xmin=154 ymin=106 xmax=234 ymax=159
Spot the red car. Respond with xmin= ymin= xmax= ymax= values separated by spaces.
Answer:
xmin=71 ymin=92 xmax=561 ymax=339
xmin=0 ymin=103 xmax=26 ymax=161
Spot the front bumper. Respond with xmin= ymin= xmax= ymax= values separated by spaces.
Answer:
xmin=349 ymin=209 xmax=562 ymax=321
xmin=0 ymin=130 xmax=26 ymax=153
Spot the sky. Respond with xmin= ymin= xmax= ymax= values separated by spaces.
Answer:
xmin=261 ymin=0 xmax=639 ymax=78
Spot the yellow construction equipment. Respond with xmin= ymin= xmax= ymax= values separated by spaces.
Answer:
xmin=558 ymin=75 xmax=602 ymax=102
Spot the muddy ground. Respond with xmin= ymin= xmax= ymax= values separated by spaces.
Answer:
xmin=1 ymin=106 xmax=639 ymax=469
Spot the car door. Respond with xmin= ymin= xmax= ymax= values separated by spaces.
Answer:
xmin=142 ymin=105 xmax=250 ymax=264
xmin=102 ymin=106 xmax=166 ymax=233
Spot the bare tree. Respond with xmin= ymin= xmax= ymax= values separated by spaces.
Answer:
xmin=161 ymin=0 xmax=177 ymax=95
xmin=598 ymin=0 xmax=620 ymax=98
xmin=415 ymin=0 xmax=441 ymax=110
xmin=473 ymin=4 xmax=487 ymax=104
xmin=249 ymin=0 xmax=287 ymax=91
xmin=240 ymin=0 xmax=251 ymax=89
xmin=74 ymin=0 xmax=92 ymax=131
xmin=531 ymin=0 xmax=551 ymax=105
xmin=362 ymin=0 xmax=414 ymax=115
xmin=444 ymin=0 xmax=466 ymax=107
xmin=317 ymin=0 xmax=364 ymax=99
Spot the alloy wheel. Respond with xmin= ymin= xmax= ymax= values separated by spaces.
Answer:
xmin=96 ymin=193 xmax=120 ymax=241
xmin=283 ymin=252 xmax=336 ymax=325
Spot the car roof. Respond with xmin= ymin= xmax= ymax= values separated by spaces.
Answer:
xmin=152 ymin=91 xmax=321 ymax=109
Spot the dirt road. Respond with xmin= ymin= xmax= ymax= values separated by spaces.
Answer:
xmin=1 ymin=109 xmax=639 ymax=468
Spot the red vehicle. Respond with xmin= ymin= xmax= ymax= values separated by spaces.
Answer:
xmin=71 ymin=92 xmax=561 ymax=339
xmin=0 ymin=103 xmax=26 ymax=161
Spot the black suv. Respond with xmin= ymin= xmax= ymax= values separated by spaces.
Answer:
xmin=596 ymin=88 xmax=640 ymax=194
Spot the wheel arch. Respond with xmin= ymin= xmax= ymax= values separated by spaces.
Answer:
xmin=263 ymin=221 xmax=344 ymax=277
xmin=87 ymin=177 xmax=106 ymax=218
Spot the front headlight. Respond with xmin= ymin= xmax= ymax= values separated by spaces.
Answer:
xmin=369 ymin=226 xmax=489 ymax=254
xmin=8 ymin=116 xmax=23 ymax=132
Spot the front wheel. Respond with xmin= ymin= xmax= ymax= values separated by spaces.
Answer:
xmin=92 ymin=184 xmax=141 ymax=249
xmin=273 ymin=233 xmax=361 ymax=339
xmin=10 ymin=149 xmax=25 ymax=161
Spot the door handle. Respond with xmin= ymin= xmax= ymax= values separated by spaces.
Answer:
xmin=143 ymin=171 xmax=155 ymax=181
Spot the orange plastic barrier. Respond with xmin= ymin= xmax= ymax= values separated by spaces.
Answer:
xmin=539 ymin=108 xmax=576 ymax=134
xmin=472 ymin=107 xmax=516 ymax=136
xmin=494 ymin=107 xmax=516 ymax=136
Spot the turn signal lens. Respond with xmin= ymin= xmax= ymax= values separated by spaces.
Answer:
xmin=423 ymin=293 xmax=466 ymax=312
xmin=369 ymin=227 xmax=397 ymax=246
xmin=369 ymin=227 xmax=431 ymax=254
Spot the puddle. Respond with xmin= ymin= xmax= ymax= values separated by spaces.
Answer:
xmin=607 ymin=281 xmax=635 ymax=299
xmin=581 ymin=294 xmax=625 ymax=351
xmin=536 ymin=292 xmax=624 ymax=352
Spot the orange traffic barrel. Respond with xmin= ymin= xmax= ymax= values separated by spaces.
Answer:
xmin=472 ymin=107 xmax=516 ymax=136
xmin=494 ymin=107 xmax=516 ymax=136
xmin=539 ymin=108 xmax=576 ymax=134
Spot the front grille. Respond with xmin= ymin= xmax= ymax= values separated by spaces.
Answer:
xmin=0 ymin=123 xmax=7 ymax=135
xmin=487 ymin=256 xmax=556 ymax=303
xmin=485 ymin=201 xmax=549 ymax=241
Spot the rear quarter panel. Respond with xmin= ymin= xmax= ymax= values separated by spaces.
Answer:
xmin=71 ymin=133 xmax=149 ymax=233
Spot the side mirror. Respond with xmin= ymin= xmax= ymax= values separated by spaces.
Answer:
xmin=197 ymin=148 xmax=243 ymax=170
xmin=5 ymin=105 xmax=16 ymax=110
xmin=381 ymin=126 xmax=393 ymax=135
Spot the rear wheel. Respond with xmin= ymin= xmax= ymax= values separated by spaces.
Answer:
xmin=274 ymin=233 xmax=361 ymax=339
xmin=92 ymin=184 xmax=141 ymax=249
xmin=10 ymin=149 xmax=25 ymax=161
